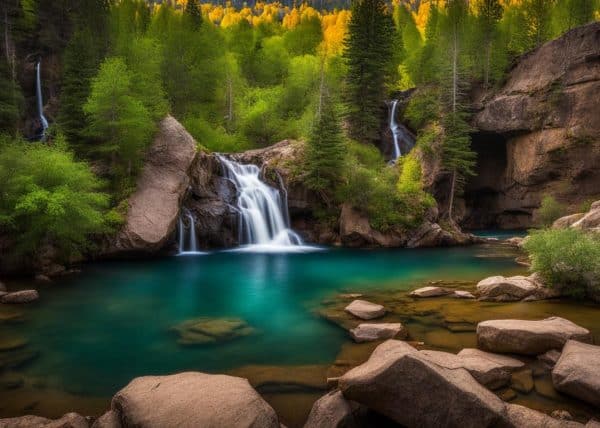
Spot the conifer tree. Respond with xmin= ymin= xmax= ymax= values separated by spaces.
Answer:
xmin=522 ymin=0 xmax=555 ymax=49
xmin=184 ymin=0 xmax=203 ymax=30
xmin=305 ymin=82 xmax=345 ymax=197
xmin=0 ymin=58 xmax=23 ymax=135
xmin=551 ymin=0 xmax=596 ymax=36
xmin=474 ymin=0 xmax=503 ymax=87
xmin=343 ymin=0 xmax=395 ymax=144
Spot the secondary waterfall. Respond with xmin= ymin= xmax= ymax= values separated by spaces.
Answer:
xmin=178 ymin=208 xmax=203 ymax=255
xmin=388 ymin=100 xmax=416 ymax=163
xmin=218 ymin=156 xmax=311 ymax=252
xmin=389 ymin=100 xmax=402 ymax=161
xmin=35 ymin=61 xmax=49 ymax=140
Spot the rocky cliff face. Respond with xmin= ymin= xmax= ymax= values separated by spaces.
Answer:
xmin=463 ymin=22 xmax=600 ymax=229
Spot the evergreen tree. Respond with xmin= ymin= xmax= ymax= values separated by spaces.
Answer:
xmin=522 ymin=0 xmax=555 ymax=49
xmin=343 ymin=0 xmax=395 ymax=144
xmin=415 ymin=2 xmax=440 ymax=85
xmin=184 ymin=0 xmax=203 ymax=30
xmin=0 ymin=57 xmax=23 ymax=135
xmin=305 ymin=87 xmax=345 ymax=196
xmin=551 ymin=0 xmax=596 ymax=36
xmin=474 ymin=0 xmax=503 ymax=87
xmin=438 ymin=0 xmax=476 ymax=222
xmin=57 ymin=28 xmax=102 ymax=148
xmin=83 ymin=57 xmax=154 ymax=180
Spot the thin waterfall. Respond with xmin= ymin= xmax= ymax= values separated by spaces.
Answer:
xmin=389 ymin=100 xmax=402 ymax=161
xmin=36 ymin=61 xmax=49 ymax=140
xmin=217 ymin=155 xmax=305 ymax=250
xmin=177 ymin=207 xmax=202 ymax=255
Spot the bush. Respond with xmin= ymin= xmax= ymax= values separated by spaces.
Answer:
xmin=523 ymin=228 xmax=600 ymax=299
xmin=404 ymin=87 xmax=440 ymax=131
xmin=536 ymin=195 xmax=566 ymax=227
xmin=0 ymin=136 xmax=110 ymax=262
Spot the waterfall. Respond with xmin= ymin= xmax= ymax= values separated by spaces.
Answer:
xmin=177 ymin=208 xmax=203 ymax=255
xmin=388 ymin=100 xmax=417 ymax=163
xmin=36 ymin=61 xmax=49 ymax=140
xmin=218 ymin=155 xmax=314 ymax=252
xmin=389 ymin=100 xmax=402 ymax=161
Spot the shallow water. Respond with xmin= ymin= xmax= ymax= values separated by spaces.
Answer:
xmin=1 ymin=245 xmax=598 ymax=425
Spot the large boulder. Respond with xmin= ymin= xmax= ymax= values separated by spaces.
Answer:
xmin=339 ymin=204 xmax=404 ymax=248
xmin=464 ymin=22 xmax=600 ymax=229
xmin=552 ymin=340 xmax=600 ymax=408
xmin=0 ymin=290 xmax=39 ymax=304
xmin=111 ymin=372 xmax=279 ymax=428
xmin=477 ymin=317 xmax=592 ymax=355
xmin=338 ymin=340 xmax=511 ymax=427
xmin=112 ymin=116 xmax=197 ymax=253
xmin=344 ymin=300 xmax=386 ymax=320
xmin=572 ymin=201 xmax=600 ymax=231
xmin=476 ymin=275 xmax=543 ymax=302
xmin=552 ymin=213 xmax=586 ymax=229
xmin=304 ymin=391 xmax=362 ymax=428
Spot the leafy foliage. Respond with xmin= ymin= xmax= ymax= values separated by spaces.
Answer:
xmin=524 ymin=228 xmax=600 ymax=299
xmin=0 ymin=136 xmax=110 ymax=261
xmin=536 ymin=195 xmax=566 ymax=227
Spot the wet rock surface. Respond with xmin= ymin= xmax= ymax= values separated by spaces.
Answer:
xmin=344 ymin=300 xmax=386 ymax=320
xmin=171 ymin=317 xmax=256 ymax=345
xmin=349 ymin=323 xmax=407 ymax=343
xmin=552 ymin=340 xmax=600 ymax=408
xmin=0 ymin=290 xmax=39 ymax=304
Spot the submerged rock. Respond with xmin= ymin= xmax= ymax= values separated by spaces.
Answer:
xmin=453 ymin=290 xmax=476 ymax=299
xmin=0 ymin=413 xmax=89 ymax=428
xmin=510 ymin=369 xmax=534 ymax=393
xmin=112 ymin=115 xmax=197 ymax=254
xmin=349 ymin=323 xmax=407 ymax=343
xmin=409 ymin=286 xmax=451 ymax=298
xmin=1 ymin=290 xmax=39 ymax=304
xmin=0 ymin=349 xmax=39 ymax=371
xmin=172 ymin=317 xmax=255 ymax=345
xmin=344 ymin=300 xmax=386 ymax=320
xmin=0 ymin=336 xmax=28 ymax=351
xmin=552 ymin=340 xmax=600 ymax=408
xmin=111 ymin=372 xmax=279 ymax=428
xmin=477 ymin=317 xmax=591 ymax=355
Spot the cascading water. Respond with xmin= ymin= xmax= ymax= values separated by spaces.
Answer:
xmin=388 ymin=99 xmax=417 ymax=163
xmin=218 ymin=155 xmax=315 ymax=252
xmin=35 ymin=61 xmax=49 ymax=140
xmin=389 ymin=100 xmax=402 ymax=161
xmin=177 ymin=208 xmax=204 ymax=255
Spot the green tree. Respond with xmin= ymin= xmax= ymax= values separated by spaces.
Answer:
xmin=522 ymin=0 xmax=555 ymax=49
xmin=283 ymin=15 xmax=323 ymax=56
xmin=474 ymin=0 xmax=503 ymax=87
xmin=0 ymin=58 xmax=23 ymax=134
xmin=184 ymin=0 xmax=203 ymax=30
xmin=551 ymin=0 xmax=596 ymax=36
xmin=343 ymin=0 xmax=395 ymax=144
xmin=304 ymin=87 xmax=346 ymax=196
xmin=0 ymin=135 xmax=109 ymax=261
xmin=83 ymin=57 xmax=154 ymax=179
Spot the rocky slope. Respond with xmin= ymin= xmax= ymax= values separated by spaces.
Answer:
xmin=462 ymin=22 xmax=600 ymax=229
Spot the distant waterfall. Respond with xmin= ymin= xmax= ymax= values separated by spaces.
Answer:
xmin=389 ymin=100 xmax=402 ymax=161
xmin=218 ymin=155 xmax=310 ymax=252
xmin=35 ymin=61 xmax=49 ymax=140
xmin=178 ymin=208 xmax=203 ymax=255
xmin=388 ymin=100 xmax=416 ymax=163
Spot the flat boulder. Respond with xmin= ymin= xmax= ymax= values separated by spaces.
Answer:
xmin=409 ymin=286 xmax=451 ymax=298
xmin=349 ymin=323 xmax=406 ymax=343
xmin=344 ymin=300 xmax=386 ymax=320
xmin=572 ymin=202 xmax=600 ymax=231
xmin=553 ymin=213 xmax=585 ymax=229
xmin=552 ymin=340 xmax=600 ymax=408
xmin=339 ymin=340 xmax=511 ymax=427
xmin=477 ymin=317 xmax=591 ymax=355
xmin=0 ymin=290 xmax=39 ymax=304
xmin=112 ymin=372 xmax=279 ymax=428
xmin=454 ymin=290 xmax=476 ymax=299
xmin=476 ymin=276 xmax=537 ymax=301
xmin=113 ymin=116 xmax=197 ymax=253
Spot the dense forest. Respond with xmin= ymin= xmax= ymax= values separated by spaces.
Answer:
xmin=0 ymin=0 xmax=598 ymax=265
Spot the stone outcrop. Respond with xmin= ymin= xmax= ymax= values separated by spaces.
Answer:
xmin=463 ymin=22 xmax=600 ymax=229
xmin=303 ymin=391 xmax=362 ymax=428
xmin=111 ymin=116 xmax=197 ymax=254
xmin=0 ymin=290 xmax=39 ymax=304
xmin=476 ymin=274 xmax=559 ymax=302
xmin=409 ymin=286 xmax=451 ymax=298
xmin=344 ymin=300 xmax=386 ymax=320
xmin=111 ymin=372 xmax=279 ymax=428
xmin=552 ymin=340 xmax=600 ymax=408
xmin=0 ymin=413 xmax=89 ymax=428
xmin=552 ymin=200 xmax=600 ymax=232
xmin=477 ymin=317 xmax=592 ymax=355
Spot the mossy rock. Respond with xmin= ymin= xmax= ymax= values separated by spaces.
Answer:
xmin=172 ymin=317 xmax=256 ymax=346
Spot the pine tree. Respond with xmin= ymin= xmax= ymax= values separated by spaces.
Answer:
xmin=439 ymin=0 xmax=476 ymax=223
xmin=343 ymin=0 xmax=395 ymax=144
xmin=522 ymin=0 xmax=555 ymax=49
xmin=474 ymin=0 xmax=503 ymax=87
xmin=0 ymin=57 xmax=23 ymax=135
xmin=184 ymin=0 xmax=203 ymax=30
xmin=415 ymin=2 xmax=440 ymax=85
xmin=305 ymin=85 xmax=345 ymax=197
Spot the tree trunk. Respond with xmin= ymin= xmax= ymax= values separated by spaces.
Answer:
xmin=448 ymin=169 xmax=456 ymax=222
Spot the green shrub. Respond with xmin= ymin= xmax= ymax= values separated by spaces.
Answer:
xmin=536 ymin=195 xmax=565 ymax=227
xmin=404 ymin=87 xmax=440 ymax=131
xmin=0 ymin=136 xmax=110 ymax=262
xmin=523 ymin=228 xmax=600 ymax=299
xmin=578 ymin=199 xmax=594 ymax=214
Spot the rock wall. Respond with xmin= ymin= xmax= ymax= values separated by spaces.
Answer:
xmin=464 ymin=22 xmax=600 ymax=229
